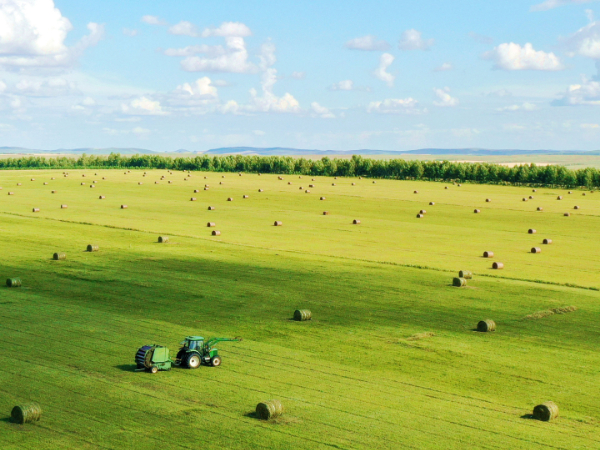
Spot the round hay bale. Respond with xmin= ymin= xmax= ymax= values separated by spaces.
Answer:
xmin=420 ymin=210 xmax=427 ymax=214
xmin=89 ymin=185 xmax=95 ymax=188
xmin=242 ymin=195 xmax=249 ymax=199
xmin=574 ymin=205 xmax=580 ymax=209
xmin=274 ymin=221 xmax=283 ymax=226
xmin=372 ymin=181 xmax=376 ymax=184
xmin=416 ymin=214 xmax=424 ymax=218
xmin=99 ymin=196 xmax=105 ymax=199
xmin=288 ymin=182 xmax=292 ymax=185
xmin=138 ymin=182 xmax=143 ymax=185
xmin=477 ymin=320 xmax=496 ymax=332
xmin=256 ymin=400 xmax=283 ymax=420
xmin=32 ymin=208 xmax=40 ymax=212
xmin=543 ymin=239 xmax=552 ymax=244
xmin=334 ymin=177 xmax=337 ymax=179
xmin=414 ymin=190 xmax=418 ymax=194
xmin=53 ymin=252 xmax=66 ymax=260
xmin=258 ymin=189 xmax=263 ymax=192
xmin=294 ymin=310 xmax=311 ymax=321
xmin=533 ymin=402 xmax=559 ymax=422
xmin=81 ymin=182 xmax=85 ymax=185
xmin=299 ymin=176 xmax=302 ymax=179
xmin=194 ymin=189 xmax=200 ymax=193
xmin=568 ymin=191 xmax=572 ymax=194
xmin=168 ymin=181 xmax=172 ymax=184
xmin=121 ymin=205 xmax=128 ymax=209
xmin=212 ymin=230 xmax=221 ymax=236
xmin=529 ymin=196 xmax=534 ymax=199
xmin=278 ymin=176 xmax=283 ymax=180
xmin=8 ymin=192 xmax=14 ymax=195
xmin=332 ymin=183 xmax=336 ymax=186
xmin=155 ymin=181 xmax=159 ymax=184
xmin=429 ymin=202 xmax=435 ymax=205
xmin=522 ymin=198 xmax=528 ymax=202
xmin=352 ymin=182 xmax=356 ymax=186
xmin=227 ymin=197 xmax=233 ymax=201
xmin=557 ymin=196 xmax=562 ymax=200
xmin=320 ymin=197 xmax=326 ymax=200
xmin=359 ymin=177 xmax=362 ymax=180
xmin=204 ymin=187 xmax=209 ymax=190
xmin=87 ymin=245 xmax=99 ymax=252
xmin=483 ymin=251 xmax=494 ymax=258
xmin=158 ymin=236 xmax=169 ymax=243
xmin=537 ymin=207 xmax=543 ymax=211
xmin=207 ymin=222 xmax=216 ymax=227
xmin=459 ymin=270 xmax=473 ymax=279
xmin=353 ymin=219 xmax=361 ymax=224
xmin=6 ymin=278 xmax=21 ymax=287
xmin=312 ymin=178 xmax=316 ymax=181
xmin=453 ymin=277 xmax=467 ymax=287
xmin=309 ymin=184 xmax=315 ymax=188
xmin=299 ymin=186 xmax=303 ymax=190
xmin=486 ymin=199 xmax=491 ymax=202
xmin=458 ymin=184 xmax=462 ymax=187
xmin=11 ymin=403 xmax=42 ymax=424
xmin=531 ymin=247 xmax=541 ymax=254
xmin=564 ymin=212 xmax=570 ymax=216
xmin=61 ymin=204 xmax=67 ymax=209
xmin=474 ymin=209 xmax=481 ymax=213
xmin=82 ymin=174 xmax=86 ymax=177
xmin=205 ymin=184 xmax=209 ymax=188
xmin=190 ymin=197 xmax=197 ymax=201
xmin=208 ymin=206 xmax=215 ymax=210
xmin=532 ymin=189 xmax=537 ymax=192
xmin=51 ymin=177 xmax=55 ymax=180
xmin=583 ymin=193 xmax=586 ymax=196
xmin=305 ymin=190 xmax=310 ymax=193
xmin=43 ymin=182 xmax=48 ymax=185
xmin=445 ymin=186 xmax=448 ymax=189
xmin=323 ymin=211 xmax=329 ymax=215
xmin=492 ymin=262 xmax=504 ymax=269
xmin=528 ymin=229 xmax=536 ymax=234
xmin=102 ymin=177 xmax=106 ymax=180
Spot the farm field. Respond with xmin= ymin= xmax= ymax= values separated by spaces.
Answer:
xmin=0 ymin=169 xmax=599 ymax=449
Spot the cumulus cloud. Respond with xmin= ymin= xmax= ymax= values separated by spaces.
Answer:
xmin=0 ymin=80 xmax=6 ymax=93
xmin=173 ymin=77 xmax=218 ymax=99
xmin=168 ymin=21 xmax=199 ymax=37
xmin=311 ymin=102 xmax=335 ymax=118
xmin=367 ymin=98 xmax=426 ymax=114
xmin=530 ymin=0 xmax=598 ymax=12
xmin=248 ymin=68 xmax=300 ymax=113
xmin=291 ymin=71 xmax=306 ymax=79
xmin=553 ymin=76 xmax=600 ymax=105
xmin=141 ymin=15 xmax=166 ymax=25
xmin=398 ymin=29 xmax=434 ymax=50
xmin=496 ymin=102 xmax=539 ymax=111
xmin=345 ymin=35 xmax=390 ymax=51
xmin=121 ymin=96 xmax=168 ymax=115
xmin=14 ymin=78 xmax=77 ymax=96
xmin=180 ymin=37 xmax=255 ymax=73
xmin=482 ymin=42 xmax=564 ymax=70
xmin=581 ymin=122 xmax=600 ymax=128
xmin=434 ymin=62 xmax=453 ymax=72
xmin=0 ymin=1 xmax=104 ymax=68
xmin=201 ymin=22 xmax=252 ymax=38
xmin=563 ymin=20 xmax=600 ymax=59
xmin=258 ymin=40 xmax=276 ymax=71
xmin=328 ymin=80 xmax=354 ymax=91
xmin=373 ymin=53 xmax=395 ymax=87
xmin=433 ymin=87 xmax=459 ymax=107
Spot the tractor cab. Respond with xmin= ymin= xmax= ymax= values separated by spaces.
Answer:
xmin=181 ymin=336 xmax=204 ymax=351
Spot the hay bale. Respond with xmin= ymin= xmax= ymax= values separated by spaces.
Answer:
xmin=312 ymin=178 xmax=316 ymax=181
xmin=155 ymin=181 xmax=159 ymax=184
xmin=574 ymin=205 xmax=580 ymax=209
xmin=459 ymin=270 xmax=473 ymax=279
xmin=564 ymin=212 xmax=570 ymax=216
xmin=486 ymin=199 xmax=491 ymax=202
xmin=372 ymin=181 xmax=376 ymax=184
xmin=274 ymin=221 xmax=283 ymax=226
xmin=309 ymin=184 xmax=315 ymax=188
xmin=474 ymin=209 xmax=481 ymax=213
xmin=352 ymin=182 xmax=356 ymax=186
xmin=6 ymin=278 xmax=21 ymax=287
xmin=138 ymin=182 xmax=143 ymax=185
xmin=61 ymin=204 xmax=67 ymax=209
xmin=51 ymin=177 xmax=55 ymax=180
xmin=414 ymin=190 xmax=418 ymax=194
xmin=227 ymin=197 xmax=233 ymax=201
xmin=531 ymin=247 xmax=541 ymax=254
xmin=532 ymin=189 xmax=537 ymax=192
xmin=299 ymin=186 xmax=303 ymax=190
xmin=87 ymin=245 xmax=99 ymax=252
xmin=99 ymin=196 xmax=105 ymax=199
xmin=533 ymin=402 xmax=559 ymax=422
xmin=278 ymin=176 xmax=283 ymax=180
xmin=212 ymin=230 xmax=221 ymax=236
xmin=323 ymin=211 xmax=329 ymax=215
xmin=483 ymin=251 xmax=494 ymax=258
xmin=288 ymin=182 xmax=292 ymax=185
xmin=528 ymin=229 xmax=536 ymax=234
xmin=522 ymin=198 xmax=527 ymax=202
xmin=420 ymin=210 xmax=427 ymax=214
xmin=416 ymin=214 xmax=424 ymax=218
xmin=458 ymin=184 xmax=462 ymax=187
xmin=256 ymin=400 xmax=284 ymax=420
xmin=53 ymin=252 xmax=66 ymax=260
xmin=583 ymin=193 xmax=586 ymax=196
xmin=258 ymin=189 xmax=263 ymax=192
xmin=158 ymin=236 xmax=169 ymax=243
xmin=543 ymin=239 xmax=552 ymax=244
xmin=81 ymin=182 xmax=85 ymax=185
xmin=299 ymin=176 xmax=302 ymax=179
xmin=477 ymin=320 xmax=496 ymax=332
xmin=190 ymin=197 xmax=197 ymax=201
xmin=332 ymin=183 xmax=336 ymax=186
xmin=208 ymin=206 xmax=215 ymax=210
xmin=204 ymin=187 xmax=209 ymax=190
xmin=11 ymin=403 xmax=42 ymax=424
xmin=492 ymin=262 xmax=504 ymax=269
xmin=121 ymin=205 xmax=128 ymax=209
xmin=557 ymin=196 xmax=562 ymax=200
xmin=194 ymin=189 xmax=200 ymax=193
xmin=568 ymin=191 xmax=572 ymax=194
xmin=353 ymin=219 xmax=361 ymax=224
xmin=89 ymin=185 xmax=95 ymax=188
xmin=294 ymin=310 xmax=312 ymax=321
xmin=43 ymin=182 xmax=48 ymax=185
xmin=32 ymin=208 xmax=40 ymax=212
xmin=537 ymin=207 xmax=543 ymax=211
xmin=320 ymin=197 xmax=326 ymax=200
xmin=445 ymin=186 xmax=448 ymax=189
xmin=305 ymin=190 xmax=310 ymax=193
xmin=429 ymin=202 xmax=435 ymax=205
xmin=102 ymin=177 xmax=106 ymax=180
xmin=453 ymin=277 xmax=467 ymax=287
xmin=8 ymin=192 xmax=14 ymax=195
xmin=168 ymin=181 xmax=172 ymax=184
xmin=207 ymin=222 xmax=216 ymax=227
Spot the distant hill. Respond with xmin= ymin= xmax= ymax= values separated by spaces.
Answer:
xmin=0 ymin=147 xmax=156 ymax=155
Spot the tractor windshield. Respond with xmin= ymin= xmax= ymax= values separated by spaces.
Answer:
xmin=187 ymin=340 xmax=200 ymax=350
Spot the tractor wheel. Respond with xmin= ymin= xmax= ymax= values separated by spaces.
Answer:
xmin=210 ymin=356 xmax=222 ymax=367
xmin=186 ymin=353 xmax=201 ymax=369
xmin=150 ymin=366 xmax=158 ymax=374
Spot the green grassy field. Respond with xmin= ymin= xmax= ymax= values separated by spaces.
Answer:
xmin=1 ymin=169 xmax=599 ymax=449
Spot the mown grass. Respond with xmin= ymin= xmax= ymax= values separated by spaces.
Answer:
xmin=0 ymin=169 xmax=599 ymax=449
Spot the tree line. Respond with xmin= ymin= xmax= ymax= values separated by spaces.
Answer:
xmin=0 ymin=153 xmax=597 ymax=188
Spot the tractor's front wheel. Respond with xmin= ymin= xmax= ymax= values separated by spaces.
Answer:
xmin=210 ymin=356 xmax=222 ymax=367
xmin=150 ymin=366 xmax=158 ymax=374
xmin=186 ymin=353 xmax=201 ymax=369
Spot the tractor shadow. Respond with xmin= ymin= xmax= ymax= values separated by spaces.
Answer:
xmin=115 ymin=364 xmax=138 ymax=372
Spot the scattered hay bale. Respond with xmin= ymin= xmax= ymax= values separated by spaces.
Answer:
xmin=543 ymin=239 xmax=552 ymax=244
xmin=227 ymin=197 xmax=233 ymax=201
xmin=416 ymin=214 xmax=424 ymax=218
xmin=564 ymin=213 xmax=570 ymax=217
xmin=483 ymin=251 xmax=494 ymax=258
xmin=138 ymin=182 xmax=143 ymax=185
xmin=194 ymin=189 xmax=200 ymax=193
xmin=305 ymin=190 xmax=310 ymax=193
xmin=99 ymin=196 xmax=105 ymax=199
xmin=492 ymin=262 xmax=504 ymax=269
xmin=458 ymin=183 xmax=462 ymax=187
xmin=8 ymin=192 xmax=14 ymax=195
xmin=574 ymin=205 xmax=580 ymax=209
xmin=529 ymin=196 xmax=534 ymax=199
xmin=533 ymin=402 xmax=559 ymax=422
xmin=486 ymin=199 xmax=491 ymax=202
xmin=459 ymin=270 xmax=473 ymax=279
xmin=243 ymin=195 xmax=249 ymax=198
xmin=204 ymin=187 xmax=209 ymax=190
xmin=288 ymin=182 xmax=292 ymax=185
xmin=568 ymin=191 xmax=572 ymax=194
xmin=477 ymin=320 xmax=496 ymax=332
xmin=323 ymin=211 xmax=329 ymax=215
xmin=429 ymin=202 xmax=435 ymax=205
xmin=61 ymin=204 xmax=67 ymax=209
xmin=274 ymin=221 xmax=283 ymax=226
xmin=474 ymin=209 xmax=480 ymax=213
xmin=453 ymin=277 xmax=467 ymax=287
xmin=583 ymin=193 xmax=586 ymax=196
xmin=32 ymin=208 xmax=40 ymax=212
xmin=190 ymin=197 xmax=197 ymax=201
xmin=557 ymin=196 xmax=562 ymax=200
xmin=121 ymin=205 xmax=128 ymax=209
xmin=332 ymin=183 xmax=336 ymax=186
xmin=352 ymin=182 xmax=356 ymax=186
xmin=373 ymin=181 xmax=376 ymax=184
xmin=531 ymin=247 xmax=542 ymax=253
xmin=522 ymin=198 xmax=528 ymax=202
xmin=298 ymin=176 xmax=302 ymax=179
xmin=309 ymin=184 xmax=315 ymax=188
xmin=312 ymin=178 xmax=316 ymax=181
xmin=532 ymin=189 xmax=537 ymax=192
xmin=208 ymin=206 xmax=215 ymax=210
xmin=537 ymin=207 xmax=543 ymax=211
xmin=87 ymin=245 xmax=99 ymax=252
xmin=53 ymin=252 xmax=66 ymax=260
xmin=256 ymin=400 xmax=284 ymax=420
xmin=278 ymin=176 xmax=283 ymax=180
xmin=6 ymin=278 xmax=21 ymax=287
xmin=320 ymin=197 xmax=325 ymax=200
xmin=43 ymin=182 xmax=48 ymax=185
xmin=51 ymin=177 xmax=55 ymax=180
xmin=102 ymin=177 xmax=106 ymax=180
xmin=89 ymin=185 xmax=95 ymax=188
xmin=207 ymin=222 xmax=216 ymax=227
xmin=353 ymin=219 xmax=361 ymax=224
xmin=258 ymin=189 xmax=263 ymax=192
xmin=155 ymin=181 xmax=159 ymax=184
xmin=11 ymin=404 xmax=42 ymax=424
xmin=211 ymin=230 xmax=221 ymax=236
xmin=445 ymin=186 xmax=448 ymax=189
xmin=168 ymin=181 xmax=172 ymax=184
xmin=294 ymin=310 xmax=311 ymax=321
xmin=414 ymin=190 xmax=418 ymax=194
xmin=420 ymin=210 xmax=427 ymax=214
xmin=81 ymin=182 xmax=85 ymax=185
xmin=158 ymin=236 xmax=169 ymax=243
xmin=528 ymin=229 xmax=536 ymax=234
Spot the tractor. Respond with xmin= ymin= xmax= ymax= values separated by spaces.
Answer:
xmin=134 ymin=336 xmax=241 ymax=373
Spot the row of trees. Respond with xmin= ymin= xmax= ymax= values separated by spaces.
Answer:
xmin=0 ymin=153 xmax=597 ymax=188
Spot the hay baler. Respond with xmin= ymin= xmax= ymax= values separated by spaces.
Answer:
xmin=135 ymin=345 xmax=173 ymax=373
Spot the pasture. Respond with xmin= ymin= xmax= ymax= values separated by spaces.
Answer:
xmin=0 ymin=169 xmax=599 ymax=449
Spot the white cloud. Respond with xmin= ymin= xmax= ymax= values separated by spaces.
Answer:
xmin=553 ymin=76 xmax=600 ymax=105
xmin=563 ymin=20 xmax=600 ymax=59
xmin=433 ymin=87 xmax=459 ymax=107
xmin=174 ymin=77 xmax=218 ymax=99
xmin=345 ymin=35 xmax=390 ymax=51
xmin=0 ymin=80 xmax=6 ymax=92
xmin=163 ymin=45 xmax=226 ymax=58
xmin=121 ymin=96 xmax=168 ymax=115
xmin=291 ymin=71 xmax=306 ymax=79
xmin=258 ymin=40 xmax=276 ymax=71
xmin=367 ymin=98 xmax=426 ymax=114
xmin=434 ymin=62 xmax=453 ymax=72
xmin=212 ymin=79 xmax=230 ymax=87
xmin=169 ymin=21 xmax=199 ymax=37
xmin=103 ymin=126 xmax=151 ymax=136
xmin=201 ymin=22 xmax=252 ymax=38
xmin=482 ymin=42 xmax=564 ymax=70
xmin=530 ymin=0 xmax=598 ymax=12
xmin=0 ymin=1 xmax=104 ymax=68
xmin=14 ymin=78 xmax=77 ymax=96
xmin=496 ymin=102 xmax=538 ymax=111
xmin=451 ymin=128 xmax=480 ymax=137
xmin=123 ymin=28 xmax=138 ymax=37
xmin=486 ymin=88 xmax=513 ymax=97
xmin=311 ymin=102 xmax=335 ymax=118
xmin=180 ymin=37 xmax=255 ymax=73
xmin=587 ymin=9 xmax=595 ymax=22
xmin=219 ymin=100 xmax=241 ymax=115
xmin=252 ymin=129 xmax=265 ymax=136
xmin=132 ymin=126 xmax=150 ymax=136
xmin=398 ymin=29 xmax=434 ymax=50
xmin=581 ymin=122 xmax=600 ymax=128
xmin=329 ymin=80 xmax=354 ymax=91
xmin=141 ymin=15 xmax=166 ymax=26
xmin=373 ymin=53 xmax=395 ymax=87
xmin=248 ymin=68 xmax=300 ymax=113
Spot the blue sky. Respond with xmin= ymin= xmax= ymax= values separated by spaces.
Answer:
xmin=0 ymin=0 xmax=599 ymax=152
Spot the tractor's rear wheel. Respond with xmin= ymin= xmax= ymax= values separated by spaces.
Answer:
xmin=150 ymin=366 xmax=158 ymax=374
xmin=210 ymin=356 xmax=222 ymax=367
xmin=186 ymin=353 xmax=201 ymax=369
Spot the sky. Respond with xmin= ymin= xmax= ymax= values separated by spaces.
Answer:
xmin=0 ymin=0 xmax=600 ymax=152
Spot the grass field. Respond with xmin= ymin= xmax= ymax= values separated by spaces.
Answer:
xmin=1 ymin=169 xmax=599 ymax=449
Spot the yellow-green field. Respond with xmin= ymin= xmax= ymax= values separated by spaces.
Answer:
xmin=0 ymin=169 xmax=599 ymax=449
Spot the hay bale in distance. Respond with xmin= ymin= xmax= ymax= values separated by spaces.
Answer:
xmin=138 ymin=182 xmax=143 ymax=185
xmin=453 ymin=277 xmax=467 ymax=287
xmin=211 ymin=230 xmax=221 ymax=236
xmin=332 ymin=183 xmax=336 ymax=186
xmin=53 ymin=252 xmax=66 ymax=260
xmin=194 ymin=189 xmax=200 ymax=193
xmin=323 ymin=211 xmax=329 ymax=215
xmin=256 ymin=400 xmax=284 ymax=420
xmin=533 ymin=402 xmax=559 ymax=422
xmin=445 ymin=186 xmax=448 ymax=189
xmin=531 ymin=247 xmax=542 ymax=254
xmin=305 ymin=190 xmax=310 ymax=193
xmin=459 ymin=270 xmax=473 ymax=279
xmin=522 ymin=198 xmax=528 ymax=202
xmin=207 ymin=222 xmax=216 ymax=227
xmin=61 ymin=204 xmax=67 ymax=209
xmin=89 ymin=185 xmax=95 ymax=188
xmin=190 ymin=197 xmax=197 ymax=201
xmin=6 ymin=278 xmax=21 ymax=287
xmin=568 ymin=191 xmax=572 ymax=194
xmin=288 ymin=182 xmax=292 ymax=185
xmin=574 ymin=205 xmax=580 ymax=209
xmin=158 ymin=236 xmax=169 ymax=243
xmin=557 ymin=196 xmax=562 ymax=200
xmin=492 ymin=262 xmax=504 ymax=269
xmin=8 ymin=192 xmax=14 ymax=195
xmin=420 ymin=210 xmax=426 ymax=214
xmin=274 ymin=221 xmax=283 ymax=226
xmin=353 ymin=219 xmax=361 ymax=224
xmin=99 ymin=196 xmax=105 ymax=199
xmin=528 ymin=229 xmax=536 ymax=234
xmin=564 ymin=212 xmax=570 ymax=217
xmin=483 ymin=251 xmax=494 ymax=258
xmin=208 ymin=206 xmax=215 ymax=210
xmin=486 ymin=199 xmax=491 ymax=202
xmin=477 ymin=320 xmax=496 ymax=332
xmin=537 ymin=207 xmax=543 ymax=211
xmin=352 ymin=182 xmax=356 ymax=186
xmin=87 ymin=245 xmax=99 ymax=252
xmin=243 ymin=195 xmax=249 ymax=198
xmin=532 ymin=189 xmax=537 ymax=192
xmin=43 ymin=182 xmax=48 ymax=185
xmin=294 ymin=310 xmax=312 ymax=321
xmin=299 ymin=186 xmax=303 ymax=190
xmin=258 ymin=189 xmax=263 ymax=192
xmin=414 ymin=190 xmax=418 ymax=194
xmin=320 ymin=197 xmax=325 ymax=200
xmin=11 ymin=404 xmax=42 ymax=424
xmin=373 ymin=181 xmax=376 ymax=184
xmin=227 ymin=197 xmax=233 ymax=201
xmin=278 ymin=176 xmax=283 ymax=180
xmin=121 ymin=205 xmax=128 ymax=209
xmin=309 ymin=184 xmax=315 ymax=188
xmin=32 ymin=208 xmax=40 ymax=212
xmin=543 ymin=239 xmax=552 ymax=244
xmin=416 ymin=214 xmax=424 ymax=218
xmin=204 ymin=187 xmax=209 ymax=190
xmin=429 ymin=202 xmax=435 ymax=205
xmin=474 ymin=209 xmax=481 ymax=213
xmin=529 ymin=196 xmax=534 ymax=199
